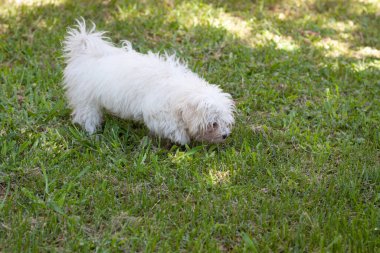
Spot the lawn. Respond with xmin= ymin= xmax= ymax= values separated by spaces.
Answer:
xmin=0 ymin=0 xmax=379 ymax=252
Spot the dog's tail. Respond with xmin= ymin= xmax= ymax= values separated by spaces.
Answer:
xmin=63 ymin=18 xmax=114 ymax=61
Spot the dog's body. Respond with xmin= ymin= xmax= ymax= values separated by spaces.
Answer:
xmin=63 ymin=20 xmax=234 ymax=144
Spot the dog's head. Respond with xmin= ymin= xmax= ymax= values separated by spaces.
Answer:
xmin=180 ymin=84 xmax=235 ymax=143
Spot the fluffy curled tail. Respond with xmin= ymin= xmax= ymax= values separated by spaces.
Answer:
xmin=63 ymin=18 xmax=113 ymax=61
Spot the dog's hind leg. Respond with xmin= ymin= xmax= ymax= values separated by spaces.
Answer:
xmin=72 ymin=102 xmax=102 ymax=134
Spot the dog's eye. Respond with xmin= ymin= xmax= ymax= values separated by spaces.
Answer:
xmin=212 ymin=122 xmax=218 ymax=129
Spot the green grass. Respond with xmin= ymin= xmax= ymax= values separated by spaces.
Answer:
xmin=1 ymin=0 xmax=379 ymax=252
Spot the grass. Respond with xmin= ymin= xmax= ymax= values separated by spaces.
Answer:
xmin=0 ymin=0 xmax=379 ymax=251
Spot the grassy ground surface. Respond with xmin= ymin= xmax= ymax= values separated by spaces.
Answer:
xmin=1 ymin=0 xmax=379 ymax=252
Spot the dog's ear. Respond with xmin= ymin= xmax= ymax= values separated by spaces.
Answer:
xmin=179 ymin=102 xmax=205 ymax=136
xmin=179 ymin=102 xmax=196 ymax=125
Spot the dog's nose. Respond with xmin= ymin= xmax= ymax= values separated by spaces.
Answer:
xmin=222 ymin=134 xmax=228 ymax=139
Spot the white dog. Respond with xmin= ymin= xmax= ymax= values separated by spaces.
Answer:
xmin=63 ymin=19 xmax=235 ymax=144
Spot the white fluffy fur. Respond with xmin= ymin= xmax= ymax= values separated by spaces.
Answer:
xmin=63 ymin=19 xmax=235 ymax=144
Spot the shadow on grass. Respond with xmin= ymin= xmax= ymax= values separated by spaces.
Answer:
xmin=1 ymin=1 xmax=379 ymax=252
xmin=1 ymin=0 xmax=379 ymax=151
xmin=1 ymin=0 xmax=378 ymax=192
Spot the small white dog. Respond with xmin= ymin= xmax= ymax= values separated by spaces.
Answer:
xmin=63 ymin=19 xmax=235 ymax=144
